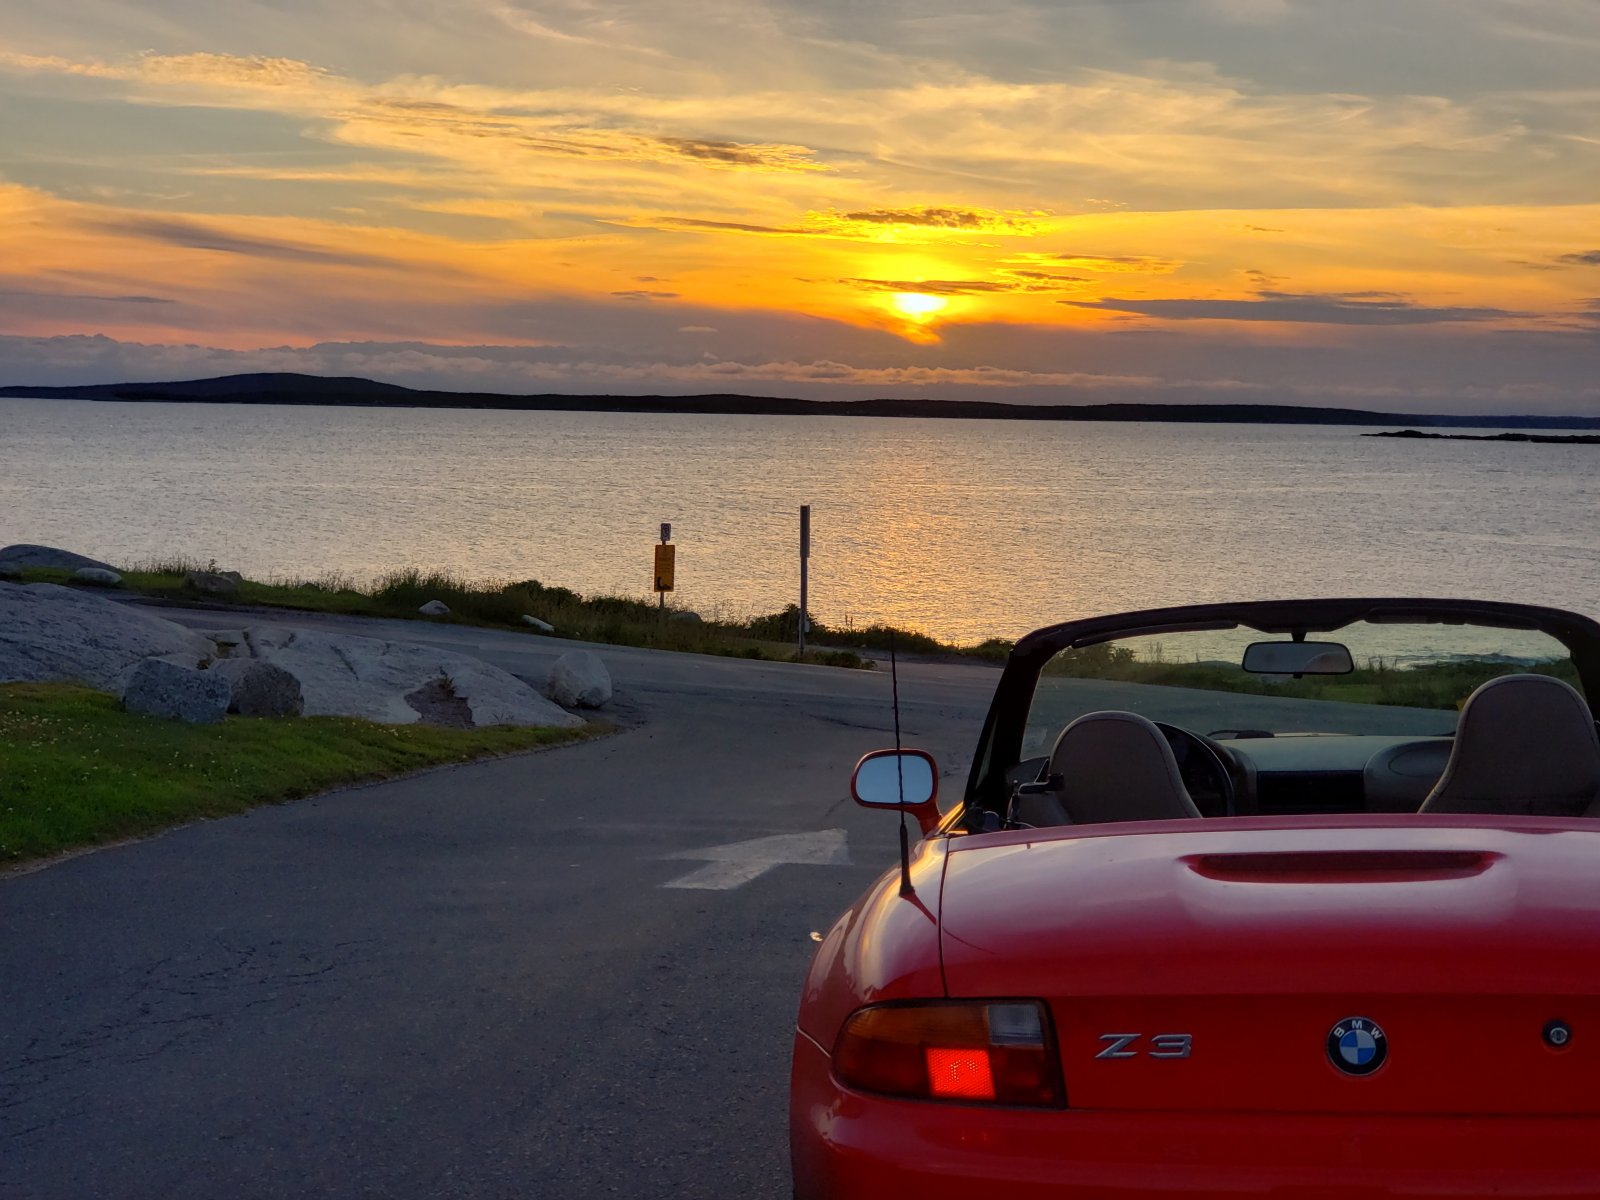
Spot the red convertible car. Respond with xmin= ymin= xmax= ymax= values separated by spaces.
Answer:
xmin=791 ymin=598 xmax=1600 ymax=1199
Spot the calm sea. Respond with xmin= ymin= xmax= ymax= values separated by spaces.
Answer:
xmin=2 ymin=398 xmax=1596 ymax=644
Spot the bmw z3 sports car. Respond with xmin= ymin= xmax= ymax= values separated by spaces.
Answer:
xmin=791 ymin=598 xmax=1600 ymax=1199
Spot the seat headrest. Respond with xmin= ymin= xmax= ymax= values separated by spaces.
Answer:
xmin=1421 ymin=674 xmax=1600 ymax=816
xmin=1048 ymin=710 xmax=1201 ymax=825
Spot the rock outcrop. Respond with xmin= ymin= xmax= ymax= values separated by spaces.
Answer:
xmin=243 ymin=626 xmax=583 ymax=728
xmin=0 ymin=583 xmax=581 ymax=729
xmin=0 ymin=582 xmax=214 ymax=690
xmin=546 ymin=650 xmax=612 ymax=709
xmin=0 ymin=544 xmax=118 ymax=573
xmin=122 ymin=657 xmax=231 ymax=724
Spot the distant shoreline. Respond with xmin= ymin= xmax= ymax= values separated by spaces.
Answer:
xmin=1365 ymin=429 xmax=1600 ymax=445
xmin=5 ymin=372 xmax=1599 ymax=431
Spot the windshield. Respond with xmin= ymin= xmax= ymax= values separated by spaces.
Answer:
xmin=1023 ymin=620 xmax=1580 ymax=758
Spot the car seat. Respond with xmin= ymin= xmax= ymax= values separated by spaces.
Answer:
xmin=1018 ymin=710 xmax=1202 ymax=826
xmin=1419 ymin=674 xmax=1600 ymax=817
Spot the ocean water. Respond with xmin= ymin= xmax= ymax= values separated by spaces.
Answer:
xmin=2 ymin=398 xmax=1597 ymax=644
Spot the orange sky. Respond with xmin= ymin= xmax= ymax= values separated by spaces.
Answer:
xmin=2 ymin=1 xmax=1599 ymax=411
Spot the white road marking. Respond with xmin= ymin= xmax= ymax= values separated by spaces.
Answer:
xmin=660 ymin=829 xmax=851 ymax=890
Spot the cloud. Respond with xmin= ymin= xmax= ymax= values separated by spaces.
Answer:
xmin=1021 ymin=253 xmax=1182 ymax=274
xmin=1063 ymin=291 xmax=1526 ymax=325
xmin=641 ymin=217 xmax=800 ymax=235
xmin=632 ymin=205 xmax=1042 ymax=242
xmin=83 ymin=214 xmax=410 ymax=270
xmin=834 ymin=206 xmax=1040 ymax=232
xmin=652 ymin=137 xmax=826 ymax=172
xmin=1559 ymin=250 xmax=1600 ymax=266
xmin=0 ymin=289 xmax=174 ymax=304
xmin=840 ymin=273 xmax=1085 ymax=295
xmin=611 ymin=289 xmax=681 ymax=301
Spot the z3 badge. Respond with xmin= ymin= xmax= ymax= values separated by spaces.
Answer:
xmin=1328 ymin=1016 xmax=1387 ymax=1076
xmin=1095 ymin=1033 xmax=1192 ymax=1059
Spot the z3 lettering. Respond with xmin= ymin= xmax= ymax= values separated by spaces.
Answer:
xmin=1095 ymin=1033 xmax=1193 ymax=1059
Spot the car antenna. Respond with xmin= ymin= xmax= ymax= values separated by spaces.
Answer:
xmin=890 ymin=628 xmax=914 ymax=898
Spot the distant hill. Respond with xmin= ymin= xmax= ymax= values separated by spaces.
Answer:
xmin=5 ymin=372 xmax=1599 ymax=430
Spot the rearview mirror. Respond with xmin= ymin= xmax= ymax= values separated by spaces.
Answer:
xmin=851 ymin=749 xmax=941 ymax=835
xmin=1241 ymin=640 xmax=1355 ymax=675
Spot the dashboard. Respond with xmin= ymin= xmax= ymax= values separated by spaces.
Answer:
xmin=1211 ymin=732 xmax=1454 ymax=816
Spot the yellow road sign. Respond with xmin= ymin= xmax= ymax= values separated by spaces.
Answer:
xmin=654 ymin=543 xmax=676 ymax=592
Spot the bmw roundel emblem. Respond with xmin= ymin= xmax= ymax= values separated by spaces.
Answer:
xmin=1327 ymin=1017 xmax=1387 ymax=1076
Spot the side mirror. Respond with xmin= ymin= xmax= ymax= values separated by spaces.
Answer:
xmin=851 ymin=749 xmax=941 ymax=836
xmin=1241 ymin=640 xmax=1355 ymax=676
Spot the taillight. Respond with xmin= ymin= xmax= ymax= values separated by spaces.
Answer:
xmin=832 ymin=1000 xmax=1066 ymax=1107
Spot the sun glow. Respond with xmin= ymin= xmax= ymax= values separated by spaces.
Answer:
xmin=890 ymin=292 xmax=948 ymax=319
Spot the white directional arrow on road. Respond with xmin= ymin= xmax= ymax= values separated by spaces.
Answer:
xmin=659 ymin=829 xmax=852 ymax=890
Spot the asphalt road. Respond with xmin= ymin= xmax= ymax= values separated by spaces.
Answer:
xmin=1 ymin=613 xmax=999 ymax=1200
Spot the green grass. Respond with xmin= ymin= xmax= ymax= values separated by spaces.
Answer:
xmin=0 ymin=683 xmax=601 ymax=866
xmin=16 ymin=564 xmax=890 ymax=668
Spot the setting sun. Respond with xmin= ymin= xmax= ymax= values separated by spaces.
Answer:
xmin=890 ymin=292 xmax=948 ymax=320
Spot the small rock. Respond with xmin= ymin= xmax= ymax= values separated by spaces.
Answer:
xmin=521 ymin=614 xmax=556 ymax=633
xmin=546 ymin=650 xmax=612 ymax=709
xmin=669 ymin=610 xmax=703 ymax=624
xmin=123 ymin=657 xmax=231 ymax=724
xmin=219 ymin=570 xmax=244 ymax=584
xmin=0 ymin=544 xmax=118 ymax=573
xmin=419 ymin=600 xmax=450 ymax=617
xmin=211 ymin=658 xmax=304 ymax=717
xmin=71 ymin=567 xmax=123 ymax=587
xmin=185 ymin=570 xmax=241 ymax=597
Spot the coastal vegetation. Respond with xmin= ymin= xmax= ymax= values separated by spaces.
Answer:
xmin=1048 ymin=642 xmax=1580 ymax=711
xmin=13 ymin=562 xmax=953 ymax=668
xmin=0 ymin=682 xmax=600 ymax=866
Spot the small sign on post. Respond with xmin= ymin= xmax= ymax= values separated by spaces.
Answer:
xmin=654 ymin=523 xmax=675 ymax=610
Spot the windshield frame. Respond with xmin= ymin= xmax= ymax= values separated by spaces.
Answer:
xmin=961 ymin=597 xmax=1600 ymax=829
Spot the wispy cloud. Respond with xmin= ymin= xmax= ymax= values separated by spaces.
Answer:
xmin=1014 ymin=252 xmax=1182 ymax=274
xmin=1064 ymin=291 xmax=1526 ymax=325
xmin=0 ymin=288 xmax=174 ymax=304
xmin=82 ymin=214 xmax=412 ymax=270
xmin=840 ymin=273 xmax=1085 ymax=295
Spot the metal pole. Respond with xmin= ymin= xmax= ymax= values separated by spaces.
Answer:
xmin=799 ymin=505 xmax=810 ymax=656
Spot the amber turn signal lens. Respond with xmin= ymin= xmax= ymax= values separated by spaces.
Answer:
xmin=832 ymin=1000 xmax=1066 ymax=1107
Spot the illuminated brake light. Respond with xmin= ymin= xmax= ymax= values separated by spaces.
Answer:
xmin=832 ymin=1000 xmax=1066 ymax=1108
xmin=926 ymin=1048 xmax=996 ymax=1100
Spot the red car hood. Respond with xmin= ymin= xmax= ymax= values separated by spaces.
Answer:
xmin=939 ymin=818 xmax=1600 ymax=1114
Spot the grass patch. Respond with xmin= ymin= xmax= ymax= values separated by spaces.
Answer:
xmin=0 ymin=682 xmax=600 ymax=867
xmin=15 ymin=565 xmax=910 ymax=667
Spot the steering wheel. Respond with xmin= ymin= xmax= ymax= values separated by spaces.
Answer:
xmin=1154 ymin=722 xmax=1237 ymax=818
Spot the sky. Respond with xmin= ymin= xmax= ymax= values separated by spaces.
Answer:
xmin=2 ymin=0 xmax=1599 ymax=412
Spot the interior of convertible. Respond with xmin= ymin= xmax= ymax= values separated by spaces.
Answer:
xmin=1007 ymin=620 xmax=1600 ymax=827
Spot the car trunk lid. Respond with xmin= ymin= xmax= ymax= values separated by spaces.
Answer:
xmin=938 ymin=821 xmax=1600 ymax=1114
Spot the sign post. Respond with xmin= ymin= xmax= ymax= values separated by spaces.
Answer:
xmin=798 ymin=505 xmax=810 ymax=656
xmin=654 ymin=522 xmax=675 ymax=610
